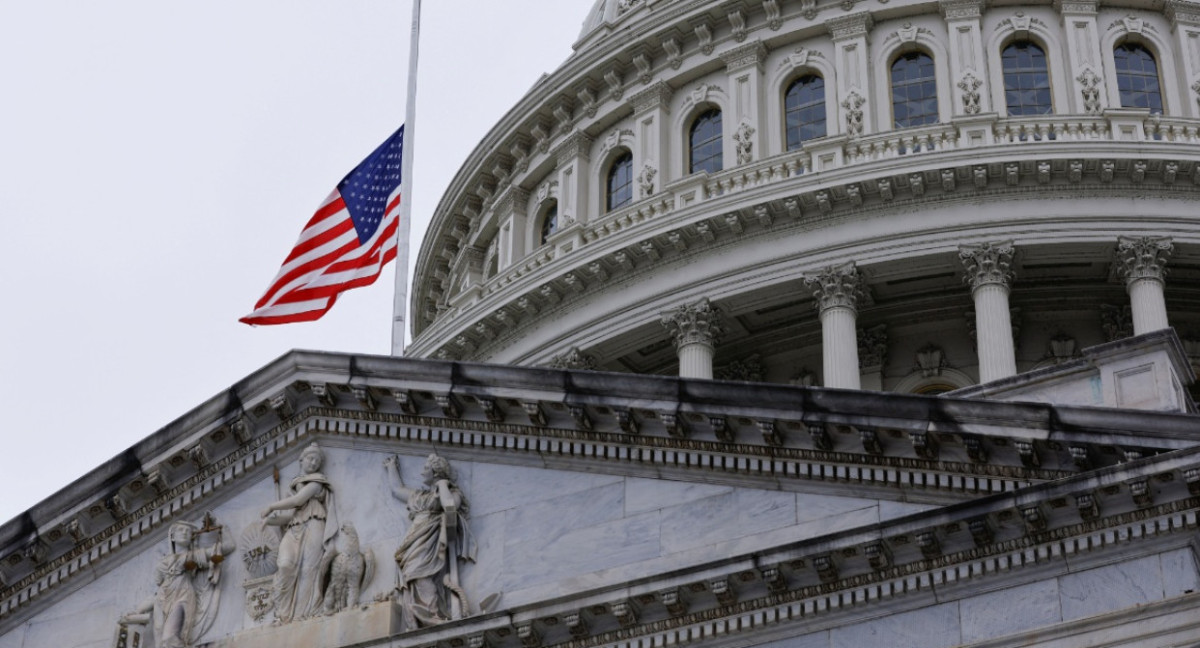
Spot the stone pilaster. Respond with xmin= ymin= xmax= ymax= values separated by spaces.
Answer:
xmin=629 ymin=81 xmax=674 ymax=197
xmin=960 ymin=242 xmax=1018 ymax=382
xmin=720 ymin=41 xmax=769 ymax=164
xmin=1055 ymin=0 xmax=1107 ymax=114
xmin=858 ymin=324 xmax=888 ymax=391
xmin=1115 ymin=236 xmax=1173 ymax=335
xmin=554 ymin=131 xmax=593 ymax=227
xmin=940 ymin=0 xmax=991 ymax=116
xmin=1166 ymin=1 xmax=1200 ymax=118
xmin=494 ymin=188 xmax=529 ymax=270
xmin=826 ymin=13 xmax=874 ymax=136
xmin=805 ymin=263 xmax=864 ymax=389
xmin=661 ymin=298 xmax=726 ymax=379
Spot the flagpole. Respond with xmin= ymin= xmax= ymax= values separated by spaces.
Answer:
xmin=391 ymin=0 xmax=422 ymax=355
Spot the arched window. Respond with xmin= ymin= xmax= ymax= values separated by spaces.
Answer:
xmin=1114 ymin=43 xmax=1163 ymax=112
xmin=785 ymin=75 xmax=826 ymax=150
xmin=606 ymin=150 xmax=634 ymax=211
xmin=539 ymin=202 xmax=558 ymax=245
xmin=1002 ymin=40 xmax=1052 ymax=115
xmin=891 ymin=51 xmax=938 ymax=128
xmin=688 ymin=109 xmax=723 ymax=175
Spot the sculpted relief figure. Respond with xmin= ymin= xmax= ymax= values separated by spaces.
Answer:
xmin=321 ymin=522 xmax=375 ymax=615
xmin=384 ymin=454 xmax=477 ymax=629
xmin=261 ymin=442 xmax=338 ymax=622
xmin=120 ymin=514 xmax=235 ymax=648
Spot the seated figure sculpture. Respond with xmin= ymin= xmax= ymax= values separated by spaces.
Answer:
xmin=120 ymin=514 xmax=234 ymax=648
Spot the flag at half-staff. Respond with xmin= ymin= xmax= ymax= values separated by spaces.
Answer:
xmin=240 ymin=126 xmax=404 ymax=325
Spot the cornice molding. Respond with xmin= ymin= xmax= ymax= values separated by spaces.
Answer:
xmin=5 ymin=350 xmax=1200 ymax=636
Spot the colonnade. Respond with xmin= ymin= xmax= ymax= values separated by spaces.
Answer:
xmin=656 ymin=237 xmax=1174 ymax=386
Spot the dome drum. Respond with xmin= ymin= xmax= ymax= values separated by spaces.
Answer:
xmin=411 ymin=0 xmax=1200 ymax=397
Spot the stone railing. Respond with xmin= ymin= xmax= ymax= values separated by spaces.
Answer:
xmin=844 ymin=122 xmax=960 ymax=163
xmin=703 ymin=148 xmax=812 ymax=198
xmin=1145 ymin=115 xmax=1200 ymax=143
xmin=992 ymin=115 xmax=1110 ymax=143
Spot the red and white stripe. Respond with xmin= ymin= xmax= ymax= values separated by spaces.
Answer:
xmin=240 ymin=189 xmax=401 ymax=325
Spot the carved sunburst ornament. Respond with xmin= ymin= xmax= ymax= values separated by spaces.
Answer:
xmin=240 ymin=524 xmax=280 ymax=579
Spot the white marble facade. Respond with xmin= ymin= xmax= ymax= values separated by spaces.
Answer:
xmin=0 ymin=446 xmax=937 ymax=648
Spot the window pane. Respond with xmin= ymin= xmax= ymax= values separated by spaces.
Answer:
xmin=784 ymin=75 xmax=826 ymax=150
xmin=539 ymin=203 xmax=558 ymax=245
xmin=1114 ymin=43 xmax=1163 ymax=112
xmin=689 ymin=109 xmax=723 ymax=174
xmin=1002 ymin=41 xmax=1053 ymax=115
xmin=891 ymin=52 xmax=939 ymax=128
xmin=606 ymin=151 xmax=634 ymax=211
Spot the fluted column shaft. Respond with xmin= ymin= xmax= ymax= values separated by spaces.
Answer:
xmin=960 ymin=242 xmax=1017 ymax=383
xmin=678 ymin=344 xmax=715 ymax=380
xmin=661 ymin=298 xmax=725 ymax=380
xmin=805 ymin=263 xmax=863 ymax=389
xmin=1116 ymin=236 xmax=1172 ymax=335
xmin=821 ymin=305 xmax=861 ymax=389
xmin=1129 ymin=280 xmax=1168 ymax=335
xmin=972 ymin=283 xmax=1017 ymax=382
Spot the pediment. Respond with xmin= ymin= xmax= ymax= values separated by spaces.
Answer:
xmin=3 ymin=352 xmax=1200 ymax=648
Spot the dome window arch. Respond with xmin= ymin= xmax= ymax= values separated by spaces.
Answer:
xmin=784 ymin=74 xmax=827 ymax=150
xmin=890 ymin=50 xmax=939 ymax=128
xmin=538 ymin=201 xmax=559 ymax=246
xmin=688 ymin=108 xmax=723 ymax=175
xmin=1001 ymin=39 xmax=1053 ymax=115
xmin=606 ymin=149 xmax=634 ymax=212
xmin=1113 ymin=42 xmax=1163 ymax=113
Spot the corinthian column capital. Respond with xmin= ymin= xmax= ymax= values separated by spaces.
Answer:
xmin=1115 ymin=236 xmax=1173 ymax=286
xmin=661 ymin=298 xmax=726 ymax=351
xmin=804 ymin=262 xmax=864 ymax=314
xmin=959 ymin=241 xmax=1016 ymax=291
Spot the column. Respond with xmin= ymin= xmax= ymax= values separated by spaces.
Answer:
xmin=804 ymin=263 xmax=864 ymax=389
xmin=940 ymin=0 xmax=991 ymax=116
xmin=661 ymin=298 xmax=726 ymax=379
xmin=825 ymin=13 xmax=874 ymax=136
xmin=628 ymin=81 xmax=674 ymax=198
xmin=960 ymin=241 xmax=1017 ymax=382
xmin=1115 ymin=236 xmax=1173 ymax=335
xmin=719 ymin=41 xmax=769 ymax=165
xmin=1056 ymin=0 xmax=1108 ymax=115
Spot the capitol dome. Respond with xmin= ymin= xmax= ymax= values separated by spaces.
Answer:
xmin=9 ymin=3 xmax=1200 ymax=646
xmin=410 ymin=0 xmax=1200 ymax=394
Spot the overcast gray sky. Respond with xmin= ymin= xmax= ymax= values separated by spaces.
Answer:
xmin=0 ymin=0 xmax=594 ymax=523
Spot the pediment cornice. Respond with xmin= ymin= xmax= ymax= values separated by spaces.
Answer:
xmin=2 ymin=352 xmax=1198 ymax=633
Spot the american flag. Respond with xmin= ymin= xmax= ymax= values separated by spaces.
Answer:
xmin=240 ymin=126 xmax=404 ymax=325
